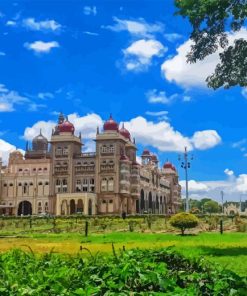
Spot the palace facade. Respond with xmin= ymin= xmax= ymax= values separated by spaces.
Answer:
xmin=0 ymin=114 xmax=181 ymax=216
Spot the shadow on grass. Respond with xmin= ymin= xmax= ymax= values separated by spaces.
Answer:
xmin=199 ymin=246 xmax=247 ymax=256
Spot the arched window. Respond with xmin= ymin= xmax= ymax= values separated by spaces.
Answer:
xmin=29 ymin=182 xmax=33 ymax=186
xmin=3 ymin=183 xmax=7 ymax=187
xmin=56 ymin=179 xmax=61 ymax=186
xmin=45 ymin=181 xmax=49 ymax=185
xmin=9 ymin=183 xmax=13 ymax=187
xmin=108 ymin=178 xmax=114 ymax=192
xmin=38 ymin=182 xmax=42 ymax=186
xmin=101 ymin=178 xmax=107 ymax=192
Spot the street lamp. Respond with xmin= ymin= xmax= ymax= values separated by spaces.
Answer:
xmin=178 ymin=146 xmax=193 ymax=213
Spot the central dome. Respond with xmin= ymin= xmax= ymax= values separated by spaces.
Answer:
xmin=60 ymin=119 xmax=75 ymax=133
xmin=103 ymin=114 xmax=119 ymax=131
xmin=32 ymin=130 xmax=48 ymax=151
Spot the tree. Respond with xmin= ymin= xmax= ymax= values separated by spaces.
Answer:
xmin=170 ymin=212 xmax=199 ymax=235
xmin=175 ymin=0 xmax=247 ymax=89
xmin=204 ymin=200 xmax=219 ymax=214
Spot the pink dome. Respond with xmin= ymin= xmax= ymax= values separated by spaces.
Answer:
xmin=60 ymin=120 xmax=75 ymax=133
xmin=142 ymin=149 xmax=150 ymax=156
xmin=103 ymin=115 xmax=119 ymax=131
xmin=119 ymin=124 xmax=131 ymax=140
xmin=163 ymin=162 xmax=173 ymax=169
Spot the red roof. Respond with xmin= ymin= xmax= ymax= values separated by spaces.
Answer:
xmin=103 ymin=114 xmax=119 ymax=131
xmin=142 ymin=149 xmax=150 ymax=156
xmin=119 ymin=124 xmax=131 ymax=140
xmin=163 ymin=162 xmax=173 ymax=169
xmin=60 ymin=120 xmax=75 ymax=133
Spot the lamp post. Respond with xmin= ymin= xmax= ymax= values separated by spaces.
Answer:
xmin=178 ymin=147 xmax=193 ymax=213
xmin=221 ymin=191 xmax=224 ymax=214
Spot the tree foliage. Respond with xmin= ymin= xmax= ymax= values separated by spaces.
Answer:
xmin=175 ymin=0 xmax=247 ymax=89
xmin=204 ymin=200 xmax=220 ymax=214
xmin=170 ymin=212 xmax=199 ymax=235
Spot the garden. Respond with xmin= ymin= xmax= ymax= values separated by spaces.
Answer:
xmin=0 ymin=214 xmax=247 ymax=295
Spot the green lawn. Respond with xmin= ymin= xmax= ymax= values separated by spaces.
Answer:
xmin=1 ymin=232 xmax=246 ymax=276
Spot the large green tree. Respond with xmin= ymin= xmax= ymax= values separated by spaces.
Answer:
xmin=175 ymin=0 xmax=247 ymax=89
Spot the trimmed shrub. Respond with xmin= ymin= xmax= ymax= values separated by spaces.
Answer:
xmin=170 ymin=212 xmax=199 ymax=235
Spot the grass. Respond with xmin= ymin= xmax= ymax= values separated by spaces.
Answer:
xmin=0 ymin=232 xmax=246 ymax=276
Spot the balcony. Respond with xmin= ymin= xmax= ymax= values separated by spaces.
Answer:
xmin=100 ymin=165 xmax=114 ymax=172
xmin=75 ymin=166 xmax=95 ymax=173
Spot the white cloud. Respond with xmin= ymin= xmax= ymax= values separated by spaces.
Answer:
xmin=24 ymin=41 xmax=59 ymax=54
xmin=103 ymin=17 xmax=164 ymax=38
xmin=83 ymin=31 xmax=99 ymax=36
xmin=0 ymin=139 xmax=24 ymax=164
xmin=37 ymin=92 xmax=54 ymax=100
xmin=145 ymin=110 xmax=169 ymax=121
xmin=83 ymin=6 xmax=97 ymax=16
xmin=242 ymin=88 xmax=247 ymax=99
xmin=164 ymin=33 xmax=183 ymax=42
xmin=28 ymin=103 xmax=46 ymax=112
xmin=224 ymin=168 xmax=234 ymax=176
xmin=124 ymin=39 xmax=167 ymax=72
xmin=124 ymin=116 xmax=219 ymax=152
xmin=22 ymin=18 xmax=61 ymax=32
xmin=161 ymin=28 xmax=247 ymax=89
xmin=191 ymin=130 xmax=221 ymax=150
xmin=183 ymin=96 xmax=191 ymax=102
xmin=146 ymin=89 xmax=178 ymax=104
xmin=23 ymin=113 xmax=103 ymax=142
xmin=6 ymin=20 xmax=17 ymax=26
xmin=180 ymin=180 xmax=208 ymax=192
xmin=0 ymin=85 xmax=29 ymax=112
xmin=0 ymin=52 xmax=6 ymax=56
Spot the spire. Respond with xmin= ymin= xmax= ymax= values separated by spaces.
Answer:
xmin=79 ymin=132 xmax=81 ymax=140
xmin=39 ymin=128 xmax=42 ymax=135
xmin=58 ymin=112 xmax=64 ymax=124
xmin=26 ymin=141 xmax=29 ymax=151
xmin=133 ymin=137 xmax=135 ymax=144
xmin=96 ymin=126 xmax=99 ymax=135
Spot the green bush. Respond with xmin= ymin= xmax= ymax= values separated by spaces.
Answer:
xmin=170 ymin=212 xmax=199 ymax=235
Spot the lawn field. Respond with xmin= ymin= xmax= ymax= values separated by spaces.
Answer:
xmin=1 ymin=232 xmax=247 ymax=276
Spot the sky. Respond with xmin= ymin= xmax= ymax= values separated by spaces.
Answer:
xmin=0 ymin=0 xmax=247 ymax=203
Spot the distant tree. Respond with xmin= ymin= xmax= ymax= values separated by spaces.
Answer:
xmin=175 ymin=0 xmax=247 ymax=89
xmin=204 ymin=200 xmax=219 ymax=214
xmin=170 ymin=212 xmax=199 ymax=235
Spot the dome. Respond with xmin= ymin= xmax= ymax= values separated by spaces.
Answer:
xmin=60 ymin=119 xmax=75 ymax=133
xmin=172 ymin=165 xmax=176 ymax=171
xmin=119 ymin=123 xmax=131 ymax=140
xmin=163 ymin=162 xmax=173 ymax=169
xmin=103 ymin=114 xmax=119 ymax=132
xmin=151 ymin=155 xmax=158 ymax=162
xmin=142 ymin=149 xmax=150 ymax=156
xmin=32 ymin=130 xmax=48 ymax=151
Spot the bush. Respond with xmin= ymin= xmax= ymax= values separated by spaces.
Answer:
xmin=170 ymin=212 xmax=199 ymax=235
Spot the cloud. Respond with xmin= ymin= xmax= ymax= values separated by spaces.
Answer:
xmin=83 ymin=6 xmax=97 ymax=16
xmin=224 ymin=168 xmax=234 ymax=176
xmin=23 ymin=113 xmax=103 ymax=142
xmin=179 ymin=174 xmax=247 ymax=202
xmin=161 ymin=28 xmax=247 ymax=89
xmin=37 ymin=92 xmax=54 ymax=100
xmin=124 ymin=116 xmax=221 ymax=152
xmin=103 ymin=17 xmax=164 ymax=38
xmin=164 ymin=33 xmax=183 ymax=42
xmin=28 ymin=103 xmax=47 ymax=112
xmin=0 ymin=85 xmax=29 ymax=112
xmin=146 ymin=89 xmax=178 ymax=104
xmin=0 ymin=52 xmax=6 ymax=56
xmin=23 ymin=113 xmax=221 ymax=156
xmin=145 ymin=110 xmax=169 ymax=121
xmin=123 ymin=39 xmax=167 ymax=72
xmin=24 ymin=41 xmax=59 ymax=54
xmin=83 ymin=31 xmax=99 ymax=36
xmin=0 ymin=139 xmax=24 ymax=164
xmin=191 ymin=130 xmax=221 ymax=150
xmin=180 ymin=180 xmax=208 ymax=192
xmin=232 ymin=138 xmax=247 ymax=149
xmin=22 ymin=18 xmax=61 ymax=32
xmin=6 ymin=20 xmax=17 ymax=26
xmin=242 ymin=88 xmax=247 ymax=99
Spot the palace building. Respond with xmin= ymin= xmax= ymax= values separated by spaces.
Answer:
xmin=0 ymin=113 xmax=181 ymax=216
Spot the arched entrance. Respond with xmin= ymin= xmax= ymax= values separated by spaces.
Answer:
xmin=70 ymin=199 xmax=76 ymax=214
xmin=18 ymin=201 xmax=32 ymax=216
xmin=61 ymin=200 xmax=68 ymax=215
xmin=140 ymin=189 xmax=145 ymax=213
xmin=77 ymin=199 xmax=84 ymax=213
xmin=136 ymin=200 xmax=140 ymax=213
xmin=156 ymin=195 xmax=159 ymax=214
xmin=88 ymin=199 xmax=92 ymax=215
xmin=148 ymin=192 xmax=152 ymax=213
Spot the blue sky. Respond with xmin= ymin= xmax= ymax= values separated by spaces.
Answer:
xmin=0 ymin=0 xmax=247 ymax=202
